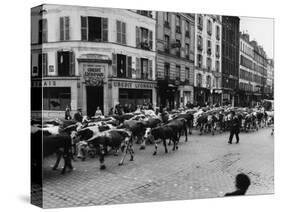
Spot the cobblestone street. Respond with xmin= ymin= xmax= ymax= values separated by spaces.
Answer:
xmin=42 ymin=127 xmax=274 ymax=208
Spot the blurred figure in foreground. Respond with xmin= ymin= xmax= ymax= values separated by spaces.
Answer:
xmin=225 ymin=173 xmax=251 ymax=196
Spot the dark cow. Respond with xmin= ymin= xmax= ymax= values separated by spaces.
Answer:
xmin=166 ymin=117 xmax=188 ymax=142
xmin=146 ymin=125 xmax=179 ymax=155
xmin=197 ymin=114 xmax=208 ymax=135
xmin=123 ymin=120 xmax=147 ymax=146
xmin=176 ymin=113 xmax=194 ymax=135
xmin=139 ymin=118 xmax=162 ymax=149
xmin=31 ymin=130 xmax=73 ymax=174
xmin=86 ymin=129 xmax=133 ymax=169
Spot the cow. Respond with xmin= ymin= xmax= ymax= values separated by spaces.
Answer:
xmin=31 ymin=130 xmax=73 ymax=174
xmin=85 ymin=129 xmax=133 ymax=169
xmin=166 ymin=117 xmax=188 ymax=142
xmin=145 ymin=125 xmax=179 ymax=156
xmin=176 ymin=113 xmax=194 ymax=135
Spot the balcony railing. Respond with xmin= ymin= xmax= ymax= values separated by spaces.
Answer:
xmin=140 ymin=41 xmax=151 ymax=50
xmin=176 ymin=26 xmax=181 ymax=34
xmin=164 ymin=21 xmax=170 ymax=28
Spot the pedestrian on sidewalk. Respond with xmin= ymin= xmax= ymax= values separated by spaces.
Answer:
xmin=225 ymin=173 xmax=251 ymax=196
xmin=228 ymin=111 xmax=240 ymax=144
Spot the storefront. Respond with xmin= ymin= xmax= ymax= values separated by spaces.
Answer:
xmin=194 ymin=87 xmax=210 ymax=106
xmin=157 ymin=80 xmax=179 ymax=110
xmin=109 ymin=79 xmax=157 ymax=111
xmin=31 ymin=77 xmax=80 ymax=119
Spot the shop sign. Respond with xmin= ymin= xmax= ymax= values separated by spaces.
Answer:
xmin=113 ymin=81 xmax=155 ymax=89
xmin=31 ymin=80 xmax=56 ymax=87
xmin=83 ymin=64 xmax=104 ymax=86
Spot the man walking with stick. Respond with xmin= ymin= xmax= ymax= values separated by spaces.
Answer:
xmin=228 ymin=111 xmax=240 ymax=144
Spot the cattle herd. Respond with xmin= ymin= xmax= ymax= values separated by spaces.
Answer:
xmin=31 ymin=106 xmax=274 ymax=174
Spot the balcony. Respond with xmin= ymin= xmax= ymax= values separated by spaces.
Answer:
xmin=140 ymin=41 xmax=151 ymax=50
xmin=176 ymin=26 xmax=181 ymax=34
xmin=164 ymin=48 xmax=170 ymax=54
xmin=164 ymin=21 xmax=170 ymax=28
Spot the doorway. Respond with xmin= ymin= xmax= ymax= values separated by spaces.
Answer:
xmin=86 ymin=86 xmax=103 ymax=117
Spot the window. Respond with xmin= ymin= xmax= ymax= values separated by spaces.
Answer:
xmin=60 ymin=17 xmax=70 ymax=41
xmin=136 ymin=27 xmax=153 ymax=50
xmin=207 ymin=57 xmax=212 ymax=71
xmin=164 ymin=63 xmax=170 ymax=78
xmin=137 ymin=10 xmax=152 ymax=18
xmin=57 ymin=51 xmax=75 ymax=76
xmin=112 ymin=54 xmax=132 ymax=78
xmin=207 ymin=19 xmax=212 ymax=35
xmin=164 ymin=35 xmax=170 ymax=53
xmin=176 ymin=15 xmax=181 ymax=33
xmin=39 ymin=19 xmax=47 ymax=43
xmin=197 ymin=73 xmax=202 ymax=87
xmin=117 ymin=20 xmax=126 ymax=44
xmin=216 ymin=26 xmax=220 ymax=40
xmin=206 ymin=75 xmax=211 ymax=88
xmin=43 ymin=87 xmax=71 ymax=111
xmin=38 ymin=53 xmax=48 ymax=76
xmin=197 ymin=54 xmax=202 ymax=68
xmin=81 ymin=16 xmax=108 ymax=42
xmin=164 ymin=12 xmax=170 ymax=27
xmin=176 ymin=39 xmax=181 ymax=57
xmin=176 ymin=65 xmax=181 ymax=80
xmin=185 ymin=67 xmax=190 ymax=82
xmin=141 ymin=58 xmax=148 ymax=79
xmin=197 ymin=15 xmax=203 ymax=30
xmin=215 ymin=60 xmax=220 ymax=72
xmin=197 ymin=35 xmax=203 ymax=50
xmin=185 ymin=43 xmax=190 ymax=59
xmin=185 ymin=21 xmax=190 ymax=37
xmin=207 ymin=40 xmax=212 ymax=55
xmin=216 ymin=45 xmax=220 ymax=57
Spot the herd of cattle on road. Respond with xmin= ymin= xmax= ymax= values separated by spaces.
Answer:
xmin=31 ymin=106 xmax=274 ymax=174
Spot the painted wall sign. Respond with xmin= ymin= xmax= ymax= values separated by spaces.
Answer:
xmin=113 ymin=81 xmax=156 ymax=89
xmin=31 ymin=80 xmax=56 ymax=87
xmin=83 ymin=63 xmax=105 ymax=86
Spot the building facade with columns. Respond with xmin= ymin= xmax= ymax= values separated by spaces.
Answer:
xmin=31 ymin=4 xmax=157 ymax=119
xmin=156 ymin=12 xmax=195 ymax=109
xmin=194 ymin=14 xmax=222 ymax=106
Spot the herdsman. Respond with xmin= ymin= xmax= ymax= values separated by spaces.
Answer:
xmin=228 ymin=111 xmax=240 ymax=144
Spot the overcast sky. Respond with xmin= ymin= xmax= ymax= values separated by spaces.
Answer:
xmin=239 ymin=16 xmax=274 ymax=59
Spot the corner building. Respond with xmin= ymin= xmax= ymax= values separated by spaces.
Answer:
xmin=31 ymin=5 xmax=157 ymax=118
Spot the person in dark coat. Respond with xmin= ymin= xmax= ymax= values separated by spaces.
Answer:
xmin=65 ymin=105 xmax=72 ymax=120
xmin=228 ymin=111 xmax=240 ymax=144
xmin=74 ymin=109 xmax=83 ymax=123
xmin=225 ymin=173 xmax=251 ymax=196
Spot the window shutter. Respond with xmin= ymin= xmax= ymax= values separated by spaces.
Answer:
xmin=136 ymin=57 xmax=141 ymax=79
xmin=38 ymin=20 xmax=43 ymax=44
xmin=42 ymin=53 xmax=48 ymax=76
xmin=70 ymin=52 xmax=75 ymax=76
xmin=60 ymin=17 xmax=64 ymax=41
xmin=81 ymin=16 xmax=88 ymax=41
xmin=112 ymin=53 xmax=117 ymax=77
xmin=136 ymin=26 xmax=140 ymax=48
xmin=116 ymin=20 xmax=121 ymax=43
xmin=127 ymin=56 xmax=132 ymax=78
xmin=122 ymin=22 xmax=126 ymax=44
xmin=102 ymin=18 xmax=108 ymax=42
xmin=65 ymin=17 xmax=70 ymax=40
xmin=38 ymin=54 xmax=42 ymax=76
xmin=148 ymin=60 xmax=152 ymax=80
xmin=42 ymin=19 xmax=48 ymax=43
xmin=149 ymin=30 xmax=153 ymax=50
